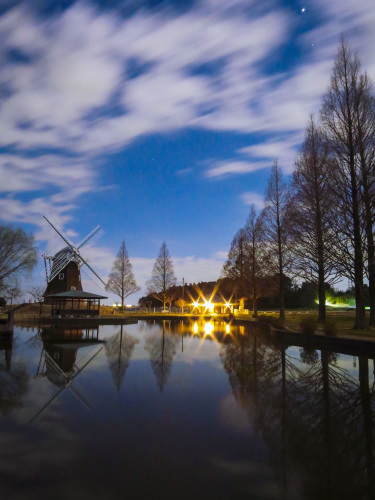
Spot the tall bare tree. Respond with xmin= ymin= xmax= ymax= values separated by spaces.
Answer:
xmin=146 ymin=242 xmax=177 ymax=311
xmin=260 ymin=160 xmax=291 ymax=321
xmin=321 ymin=38 xmax=367 ymax=329
xmin=222 ymin=228 xmax=249 ymax=307
xmin=0 ymin=225 xmax=36 ymax=292
xmin=353 ymin=71 xmax=375 ymax=325
xmin=244 ymin=204 xmax=266 ymax=317
xmin=289 ymin=116 xmax=338 ymax=322
xmin=106 ymin=241 xmax=140 ymax=311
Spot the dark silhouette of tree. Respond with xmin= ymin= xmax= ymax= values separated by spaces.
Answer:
xmin=105 ymin=325 xmax=138 ymax=391
xmin=353 ymin=70 xmax=375 ymax=325
xmin=144 ymin=321 xmax=178 ymax=391
xmin=6 ymin=285 xmax=22 ymax=307
xmin=106 ymin=241 xmax=140 ymax=311
xmin=0 ymin=224 xmax=36 ymax=293
xmin=222 ymin=228 xmax=249 ymax=308
xmin=244 ymin=204 xmax=267 ymax=316
xmin=146 ymin=242 xmax=177 ymax=311
xmin=289 ymin=115 xmax=338 ymax=322
xmin=321 ymin=38 xmax=367 ymax=329
xmin=29 ymin=285 xmax=45 ymax=316
xmin=260 ymin=160 xmax=291 ymax=321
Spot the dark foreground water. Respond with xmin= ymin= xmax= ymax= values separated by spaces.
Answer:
xmin=1 ymin=319 xmax=374 ymax=500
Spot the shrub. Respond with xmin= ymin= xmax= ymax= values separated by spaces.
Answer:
xmin=299 ymin=315 xmax=318 ymax=335
xmin=257 ymin=314 xmax=284 ymax=329
xmin=323 ymin=318 xmax=337 ymax=336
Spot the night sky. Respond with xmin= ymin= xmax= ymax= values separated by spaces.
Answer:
xmin=1 ymin=0 xmax=374 ymax=303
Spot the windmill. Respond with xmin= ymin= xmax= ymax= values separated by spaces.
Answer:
xmin=30 ymin=342 xmax=103 ymax=423
xmin=42 ymin=216 xmax=105 ymax=296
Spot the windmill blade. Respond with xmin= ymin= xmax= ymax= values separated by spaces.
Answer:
xmin=69 ymin=385 xmax=94 ymax=412
xmin=48 ymin=253 xmax=75 ymax=282
xmin=78 ymin=254 xmax=106 ymax=286
xmin=40 ymin=250 xmax=71 ymax=280
xmin=29 ymin=347 xmax=103 ymax=424
xmin=77 ymin=226 xmax=104 ymax=250
xmin=43 ymin=215 xmax=75 ymax=251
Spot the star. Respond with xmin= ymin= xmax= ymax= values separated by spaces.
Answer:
xmin=301 ymin=7 xmax=306 ymax=13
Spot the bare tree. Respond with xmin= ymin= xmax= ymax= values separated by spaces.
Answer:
xmin=260 ymin=160 xmax=291 ymax=321
xmin=0 ymin=225 xmax=36 ymax=292
xmin=244 ymin=204 xmax=266 ymax=317
xmin=222 ymin=228 xmax=249 ymax=308
xmin=105 ymin=241 xmax=140 ymax=311
xmin=321 ymin=38 xmax=367 ymax=329
xmin=29 ymin=285 xmax=45 ymax=316
xmin=289 ymin=115 xmax=339 ymax=322
xmin=353 ymin=71 xmax=375 ymax=325
xmin=6 ymin=286 xmax=22 ymax=307
xmin=146 ymin=242 xmax=177 ymax=311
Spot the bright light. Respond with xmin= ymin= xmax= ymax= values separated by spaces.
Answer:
xmin=193 ymin=322 xmax=198 ymax=333
xmin=204 ymin=322 xmax=214 ymax=335
xmin=204 ymin=300 xmax=214 ymax=312
xmin=225 ymin=302 xmax=231 ymax=308
xmin=226 ymin=324 xmax=230 ymax=334
xmin=112 ymin=303 xmax=118 ymax=307
xmin=126 ymin=304 xmax=132 ymax=308
xmin=301 ymin=7 xmax=306 ymax=13
xmin=192 ymin=301 xmax=199 ymax=309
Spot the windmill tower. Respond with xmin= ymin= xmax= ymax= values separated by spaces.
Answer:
xmin=42 ymin=216 xmax=105 ymax=297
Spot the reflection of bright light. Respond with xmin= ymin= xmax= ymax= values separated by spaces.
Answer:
xmin=225 ymin=302 xmax=231 ymax=308
xmin=226 ymin=324 xmax=230 ymax=334
xmin=193 ymin=322 xmax=198 ymax=333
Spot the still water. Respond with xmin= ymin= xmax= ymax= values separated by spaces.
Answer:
xmin=1 ymin=319 xmax=374 ymax=500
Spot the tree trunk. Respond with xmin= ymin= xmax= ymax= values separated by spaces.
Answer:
xmin=359 ymin=357 xmax=374 ymax=498
xmin=359 ymin=148 xmax=375 ymax=326
xmin=321 ymin=350 xmax=332 ymax=495
xmin=346 ymin=75 xmax=367 ymax=329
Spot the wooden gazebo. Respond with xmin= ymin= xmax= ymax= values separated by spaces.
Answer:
xmin=46 ymin=290 xmax=107 ymax=318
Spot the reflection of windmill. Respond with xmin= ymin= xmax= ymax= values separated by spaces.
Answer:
xmin=30 ymin=341 xmax=103 ymax=423
xmin=105 ymin=325 xmax=138 ymax=391
xmin=41 ymin=215 xmax=105 ymax=296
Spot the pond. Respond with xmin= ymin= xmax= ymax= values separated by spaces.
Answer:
xmin=1 ymin=319 xmax=374 ymax=499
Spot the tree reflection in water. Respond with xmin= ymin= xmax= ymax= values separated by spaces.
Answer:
xmin=105 ymin=325 xmax=138 ymax=391
xmin=0 ymin=338 xmax=28 ymax=417
xmin=144 ymin=320 xmax=178 ymax=391
xmin=220 ymin=326 xmax=375 ymax=500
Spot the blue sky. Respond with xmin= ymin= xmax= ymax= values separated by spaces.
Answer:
xmin=1 ymin=0 xmax=375 ymax=303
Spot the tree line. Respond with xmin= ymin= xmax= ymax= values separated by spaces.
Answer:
xmin=222 ymin=38 xmax=375 ymax=330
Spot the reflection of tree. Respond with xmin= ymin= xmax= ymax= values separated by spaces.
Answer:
xmin=0 ymin=342 xmax=28 ymax=416
xmin=105 ymin=325 xmax=138 ymax=391
xmin=144 ymin=321 xmax=178 ymax=392
xmin=220 ymin=331 xmax=375 ymax=499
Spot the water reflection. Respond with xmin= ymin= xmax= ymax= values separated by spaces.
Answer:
xmin=105 ymin=324 xmax=138 ymax=391
xmin=0 ymin=336 xmax=28 ymax=416
xmin=29 ymin=326 xmax=104 ymax=422
xmin=144 ymin=320 xmax=178 ymax=391
xmin=220 ymin=329 xmax=375 ymax=499
xmin=1 ymin=320 xmax=375 ymax=499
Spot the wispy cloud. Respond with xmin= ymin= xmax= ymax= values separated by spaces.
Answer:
xmin=206 ymin=160 xmax=268 ymax=178
xmin=240 ymin=192 xmax=265 ymax=210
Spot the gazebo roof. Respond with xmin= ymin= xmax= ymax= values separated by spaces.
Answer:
xmin=46 ymin=290 xmax=107 ymax=299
